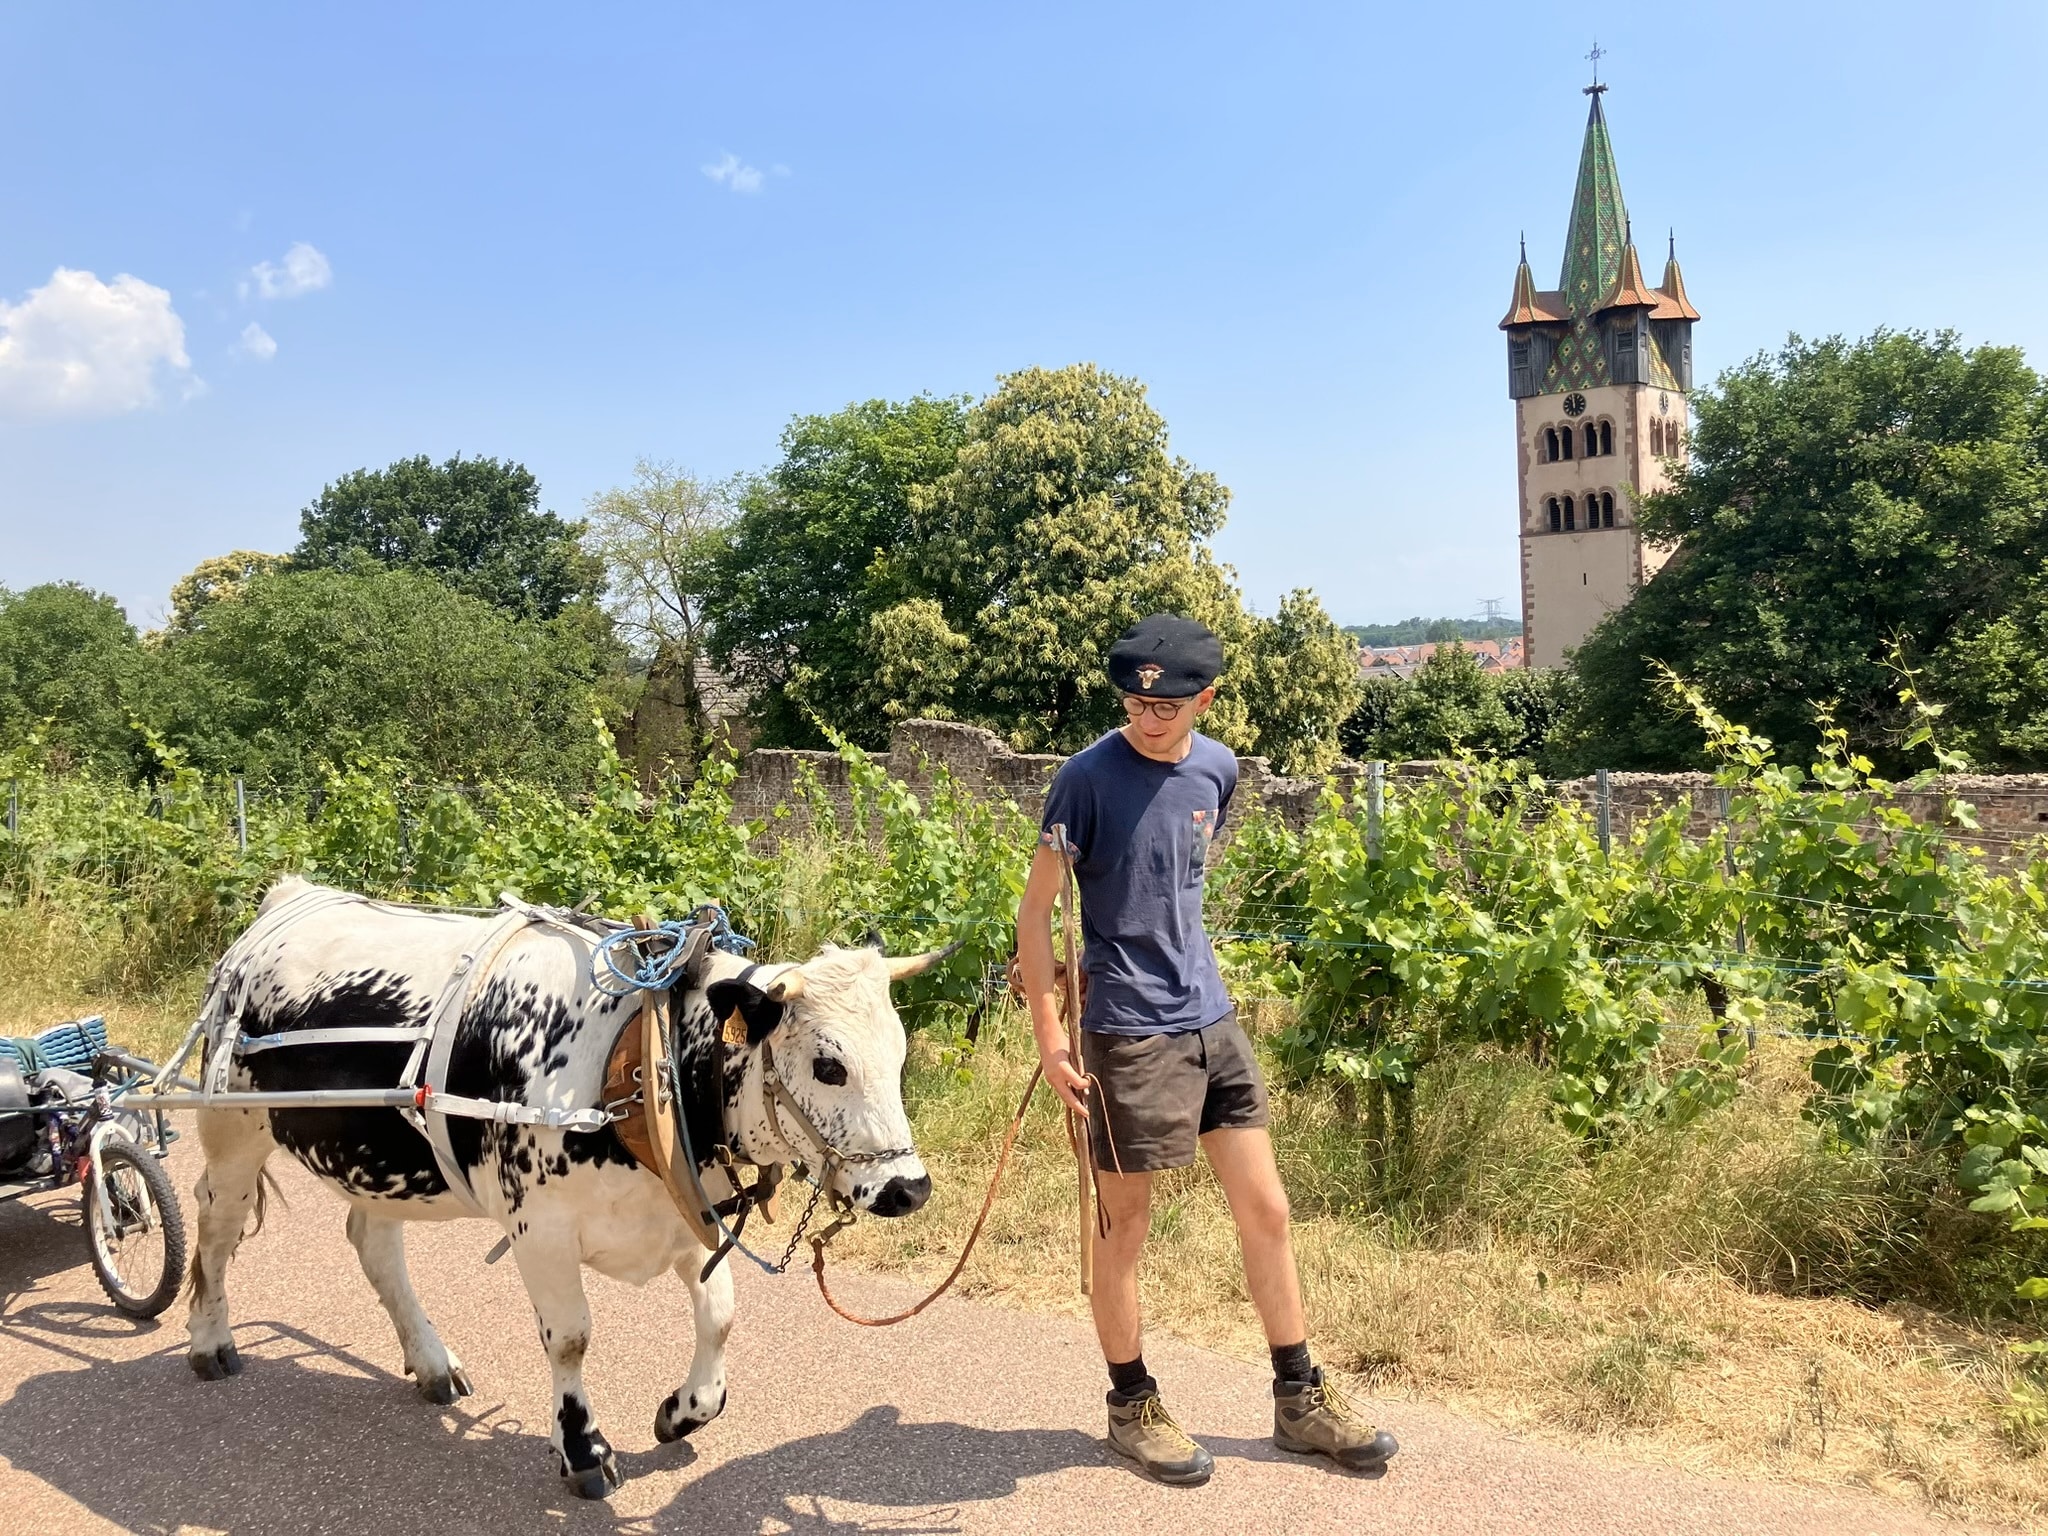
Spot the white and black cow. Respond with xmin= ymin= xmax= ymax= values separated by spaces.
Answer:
xmin=185 ymin=876 xmax=936 ymax=1497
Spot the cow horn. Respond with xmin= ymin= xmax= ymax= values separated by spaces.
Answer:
xmin=885 ymin=940 xmax=964 ymax=982
xmin=764 ymin=968 xmax=807 ymax=1002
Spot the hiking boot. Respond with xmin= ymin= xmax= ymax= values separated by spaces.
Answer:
xmin=1273 ymin=1368 xmax=1399 ymax=1476
xmin=1106 ymin=1390 xmax=1215 ymax=1486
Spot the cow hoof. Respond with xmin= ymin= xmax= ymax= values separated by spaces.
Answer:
xmin=562 ymin=1450 xmax=622 ymax=1500
xmin=189 ymin=1343 xmax=243 ymax=1380
xmin=416 ymin=1370 xmax=469 ymax=1406
xmin=655 ymin=1387 xmax=725 ymax=1442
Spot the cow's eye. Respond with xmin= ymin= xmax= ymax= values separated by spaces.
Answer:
xmin=811 ymin=1056 xmax=848 ymax=1087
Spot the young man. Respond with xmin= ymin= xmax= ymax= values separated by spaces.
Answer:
xmin=1016 ymin=613 xmax=1400 ymax=1486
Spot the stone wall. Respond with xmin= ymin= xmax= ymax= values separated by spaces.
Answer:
xmin=727 ymin=719 xmax=1365 ymax=844
xmin=725 ymin=720 xmax=2048 ymax=860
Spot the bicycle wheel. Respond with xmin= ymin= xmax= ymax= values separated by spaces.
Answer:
xmin=83 ymin=1139 xmax=187 ymax=1318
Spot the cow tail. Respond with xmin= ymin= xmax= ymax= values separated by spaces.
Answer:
xmin=247 ymin=1166 xmax=288 ymax=1237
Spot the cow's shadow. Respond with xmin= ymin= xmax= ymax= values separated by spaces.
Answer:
xmin=0 ymin=1187 xmax=97 ymax=1310
xmin=0 ymin=1308 xmax=1101 ymax=1535
xmin=638 ymin=1402 xmax=1105 ymax=1533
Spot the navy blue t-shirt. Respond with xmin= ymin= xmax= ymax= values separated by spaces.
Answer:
xmin=1038 ymin=729 xmax=1237 ymax=1037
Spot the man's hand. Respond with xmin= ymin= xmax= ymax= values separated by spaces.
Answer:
xmin=1037 ymin=1036 xmax=1090 ymax=1116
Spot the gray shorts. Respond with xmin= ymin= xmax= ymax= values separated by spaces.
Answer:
xmin=1081 ymin=1010 xmax=1270 ymax=1174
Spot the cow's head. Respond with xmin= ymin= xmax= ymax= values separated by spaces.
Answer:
xmin=707 ymin=942 xmax=945 ymax=1218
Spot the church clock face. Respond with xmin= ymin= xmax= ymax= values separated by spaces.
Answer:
xmin=1659 ymin=392 xmax=1670 ymax=415
xmin=1562 ymin=393 xmax=1587 ymax=418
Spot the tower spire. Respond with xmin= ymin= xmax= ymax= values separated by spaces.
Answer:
xmin=1558 ymin=79 xmax=1629 ymax=314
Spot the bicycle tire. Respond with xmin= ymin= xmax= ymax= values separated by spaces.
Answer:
xmin=83 ymin=1140 xmax=186 ymax=1318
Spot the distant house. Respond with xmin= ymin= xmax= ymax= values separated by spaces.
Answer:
xmin=1357 ymin=637 xmax=1525 ymax=680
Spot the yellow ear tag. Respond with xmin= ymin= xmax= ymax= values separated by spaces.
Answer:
xmin=722 ymin=1010 xmax=748 ymax=1047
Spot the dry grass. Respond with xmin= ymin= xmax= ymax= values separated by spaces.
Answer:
xmin=831 ymin=1005 xmax=2048 ymax=1531
xmin=6 ymin=911 xmax=2041 ymax=1528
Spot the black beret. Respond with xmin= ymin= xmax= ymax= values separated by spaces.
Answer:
xmin=1107 ymin=614 xmax=1224 ymax=697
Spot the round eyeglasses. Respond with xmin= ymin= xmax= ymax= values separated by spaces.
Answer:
xmin=1122 ymin=693 xmax=1195 ymax=722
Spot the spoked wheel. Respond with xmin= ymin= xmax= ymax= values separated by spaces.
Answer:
xmin=83 ymin=1139 xmax=187 ymax=1318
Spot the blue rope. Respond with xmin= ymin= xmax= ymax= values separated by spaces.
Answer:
xmin=591 ymin=905 xmax=756 ymax=998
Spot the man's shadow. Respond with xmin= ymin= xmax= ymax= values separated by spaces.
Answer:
xmin=0 ymin=1306 xmax=1105 ymax=1536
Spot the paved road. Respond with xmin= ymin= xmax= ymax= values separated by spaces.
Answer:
xmin=0 ymin=1144 xmax=2007 ymax=1535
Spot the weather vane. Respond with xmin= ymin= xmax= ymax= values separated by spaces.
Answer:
xmin=1585 ymin=40 xmax=1607 ymax=96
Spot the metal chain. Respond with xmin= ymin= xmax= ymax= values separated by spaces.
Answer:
xmin=774 ymin=1175 xmax=834 ymax=1272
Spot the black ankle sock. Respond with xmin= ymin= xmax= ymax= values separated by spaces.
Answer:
xmin=1107 ymin=1355 xmax=1156 ymax=1400
xmin=1270 ymin=1340 xmax=1314 ymax=1386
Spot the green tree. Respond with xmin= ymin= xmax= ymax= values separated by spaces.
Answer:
xmin=1373 ymin=644 xmax=1518 ymax=761
xmin=152 ymin=566 xmax=609 ymax=785
xmin=705 ymin=366 xmax=1357 ymax=767
xmin=0 ymin=583 xmax=147 ymax=771
xmin=1565 ymin=331 xmax=2048 ymax=772
xmin=294 ymin=455 xmax=602 ymax=620
xmin=158 ymin=551 xmax=289 ymax=640
xmin=703 ymin=396 xmax=969 ymax=748
xmin=1496 ymin=667 xmax=1581 ymax=773
xmin=1231 ymin=591 xmax=1362 ymax=774
xmin=584 ymin=460 xmax=735 ymax=768
xmin=909 ymin=363 xmax=1246 ymax=753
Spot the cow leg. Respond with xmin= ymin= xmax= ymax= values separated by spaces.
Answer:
xmin=185 ymin=1107 xmax=276 ymax=1381
xmin=654 ymin=1249 xmax=735 ymax=1443
xmin=510 ymin=1232 xmax=620 ymax=1499
xmin=345 ymin=1208 xmax=473 ymax=1405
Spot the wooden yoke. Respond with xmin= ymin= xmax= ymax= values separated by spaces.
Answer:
xmin=602 ymin=914 xmax=724 ymax=1254
xmin=1049 ymin=825 xmax=1094 ymax=1298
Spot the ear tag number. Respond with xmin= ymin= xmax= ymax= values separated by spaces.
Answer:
xmin=722 ymin=1011 xmax=749 ymax=1047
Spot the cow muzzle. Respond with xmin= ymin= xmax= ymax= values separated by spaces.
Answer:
xmin=864 ymin=1171 xmax=932 ymax=1218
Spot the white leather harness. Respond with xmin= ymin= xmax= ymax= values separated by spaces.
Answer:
xmin=195 ymin=887 xmax=616 ymax=1217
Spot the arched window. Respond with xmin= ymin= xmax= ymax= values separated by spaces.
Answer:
xmin=1544 ymin=426 xmax=1559 ymax=462
xmin=1563 ymin=495 xmax=1576 ymax=531
xmin=1559 ymin=427 xmax=1573 ymax=460
xmin=1583 ymin=423 xmax=1598 ymax=458
xmin=1599 ymin=420 xmax=1613 ymax=456
xmin=1651 ymin=419 xmax=1664 ymax=455
xmin=1670 ymin=427 xmax=1683 ymax=456
xmin=1600 ymin=492 xmax=1615 ymax=528
xmin=1547 ymin=497 xmax=1561 ymax=531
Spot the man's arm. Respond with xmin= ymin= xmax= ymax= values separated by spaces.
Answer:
xmin=1017 ymin=840 xmax=1090 ymax=1114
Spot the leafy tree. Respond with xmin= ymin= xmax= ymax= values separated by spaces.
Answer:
xmin=705 ymin=367 xmax=1356 ymax=769
xmin=0 ymin=583 xmax=147 ymax=771
xmin=1352 ymin=644 xmax=1519 ymax=761
xmin=294 ymin=455 xmax=602 ymax=620
xmin=1231 ymin=591 xmax=1362 ymax=775
xmin=1339 ymin=673 xmax=1405 ymax=760
xmin=910 ymin=363 xmax=1246 ymax=753
xmin=703 ymin=396 xmax=969 ymax=748
xmin=151 ymin=566 xmax=609 ymax=785
xmin=159 ymin=551 xmax=289 ymax=640
xmin=1565 ymin=331 xmax=2048 ymax=772
xmin=584 ymin=460 xmax=735 ymax=766
xmin=1496 ymin=667 xmax=1581 ymax=773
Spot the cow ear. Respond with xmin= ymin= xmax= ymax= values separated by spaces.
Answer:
xmin=705 ymin=979 xmax=784 ymax=1046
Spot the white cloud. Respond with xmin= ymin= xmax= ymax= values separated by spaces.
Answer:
xmin=238 ymin=321 xmax=277 ymax=361
xmin=702 ymin=152 xmax=765 ymax=194
xmin=0 ymin=267 xmax=194 ymax=418
xmin=244 ymin=241 xmax=332 ymax=300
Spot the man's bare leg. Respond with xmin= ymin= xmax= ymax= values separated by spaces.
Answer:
xmin=1202 ymin=1126 xmax=1306 ymax=1346
xmin=1088 ymin=1168 xmax=1153 ymax=1363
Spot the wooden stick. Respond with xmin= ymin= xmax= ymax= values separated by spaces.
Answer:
xmin=1051 ymin=824 xmax=1093 ymax=1297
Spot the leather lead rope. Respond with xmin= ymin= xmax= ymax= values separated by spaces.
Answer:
xmin=809 ymin=1064 xmax=1043 ymax=1327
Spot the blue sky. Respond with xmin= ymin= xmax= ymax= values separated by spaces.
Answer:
xmin=3 ymin=2 xmax=2045 ymax=629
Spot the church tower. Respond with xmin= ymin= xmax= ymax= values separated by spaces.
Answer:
xmin=1501 ymin=79 xmax=1699 ymax=669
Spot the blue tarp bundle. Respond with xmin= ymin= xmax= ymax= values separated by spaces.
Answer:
xmin=0 ymin=1016 xmax=110 ymax=1074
